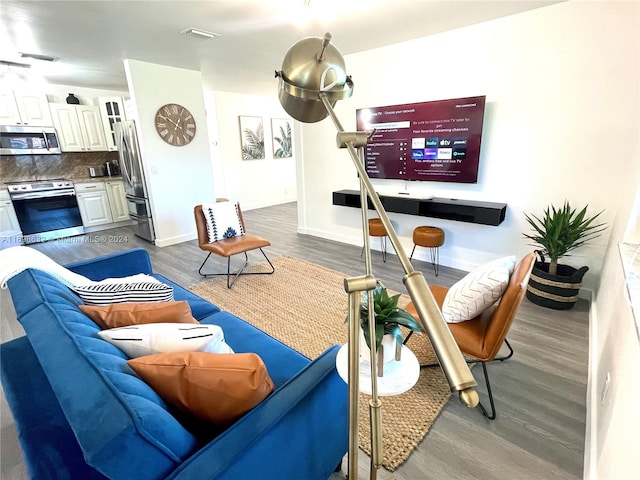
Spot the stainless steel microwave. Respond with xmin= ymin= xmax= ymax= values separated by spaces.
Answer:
xmin=0 ymin=125 xmax=61 ymax=155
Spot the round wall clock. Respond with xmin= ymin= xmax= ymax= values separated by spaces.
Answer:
xmin=154 ymin=103 xmax=196 ymax=146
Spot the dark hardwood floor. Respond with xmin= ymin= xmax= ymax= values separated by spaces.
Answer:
xmin=0 ymin=202 xmax=588 ymax=480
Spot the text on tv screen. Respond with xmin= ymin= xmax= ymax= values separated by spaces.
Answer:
xmin=356 ymin=95 xmax=486 ymax=183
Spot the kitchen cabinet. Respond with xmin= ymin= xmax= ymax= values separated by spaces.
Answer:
xmin=76 ymin=182 xmax=113 ymax=226
xmin=49 ymin=103 xmax=108 ymax=152
xmin=0 ymin=88 xmax=53 ymax=126
xmin=98 ymin=97 xmax=127 ymax=151
xmin=0 ymin=189 xmax=22 ymax=245
xmin=105 ymin=180 xmax=129 ymax=222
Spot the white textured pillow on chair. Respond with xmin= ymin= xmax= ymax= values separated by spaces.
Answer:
xmin=98 ymin=323 xmax=233 ymax=358
xmin=201 ymin=201 xmax=245 ymax=243
xmin=441 ymin=255 xmax=516 ymax=323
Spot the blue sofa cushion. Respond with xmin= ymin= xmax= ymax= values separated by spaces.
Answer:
xmin=0 ymin=336 xmax=109 ymax=480
xmin=9 ymin=269 xmax=200 ymax=480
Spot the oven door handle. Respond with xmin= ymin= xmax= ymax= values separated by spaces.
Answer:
xmin=10 ymin=189 xmax=77 ymax=201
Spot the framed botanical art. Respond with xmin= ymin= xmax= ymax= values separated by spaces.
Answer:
xmin=239 ymin=116 xmax=265 ymax=160
xmin=271 ymin=118 xmax=292 ymax=158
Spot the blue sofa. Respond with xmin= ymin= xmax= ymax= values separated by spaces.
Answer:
xmin=1 ymin=248 xmax=348 ymax=480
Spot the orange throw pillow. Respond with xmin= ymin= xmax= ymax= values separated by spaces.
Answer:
xmin=128 ymin=352 xmax=274 ymax=425
xmin=80 ymin=301 xmax=198 ymax=329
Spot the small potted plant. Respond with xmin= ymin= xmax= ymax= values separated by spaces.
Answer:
xmin=358 ymin=284 xmax=424 ymax=374
xmin=523 ymin=201 xmax=607 ymax=309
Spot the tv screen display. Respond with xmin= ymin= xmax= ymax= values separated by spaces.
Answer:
xmin=356 ymin=95 xmax=486 ymax=183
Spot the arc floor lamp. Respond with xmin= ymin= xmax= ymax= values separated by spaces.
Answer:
xmin=275 ymin=33 xmax=479 ymax=480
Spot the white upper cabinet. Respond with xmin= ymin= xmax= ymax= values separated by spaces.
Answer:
xmin=77 ymin=105 xmax=108 ymax=151
xmin=98 ymin=97 xmax=127 ymax=151
xmin=0 ymin=89 xmax=53 ymax=126
xmin=0 ymin=92 xmax=21 ymax=125
xmin=49 ymin=103 xmax=107 ymax=152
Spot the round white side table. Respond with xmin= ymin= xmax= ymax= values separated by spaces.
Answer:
xmin=335 ymin=343 xmax=420 ymax=396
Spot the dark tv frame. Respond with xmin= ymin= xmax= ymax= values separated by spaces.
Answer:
xmin=356 ymin=95 xmax=486 ymax=184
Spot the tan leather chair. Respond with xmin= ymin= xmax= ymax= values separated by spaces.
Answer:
xmin=194 ymin=202 xmax=274 ymax=288
xmin=405 ymin=252 xmax=536 ymax=419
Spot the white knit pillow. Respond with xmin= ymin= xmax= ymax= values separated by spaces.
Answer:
xmin=441 ymin=255 xmax=516 ymax=323
xmin=201 ymin=201 xmax=245 ymax=243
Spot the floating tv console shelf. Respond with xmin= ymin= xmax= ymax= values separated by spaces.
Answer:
xmin=332 ymin=189 xmax=507 ymax=226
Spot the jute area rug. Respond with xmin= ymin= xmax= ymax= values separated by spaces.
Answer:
xmin=189 ymin=256 xmax=451 ymax=472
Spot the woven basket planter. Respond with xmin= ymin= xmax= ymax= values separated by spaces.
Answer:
xmin=526 ymin=257 xmax=588 ymax=310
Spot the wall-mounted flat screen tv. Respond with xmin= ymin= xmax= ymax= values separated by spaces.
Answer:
xmin=356 ymin=95 xmax=486 ymax=183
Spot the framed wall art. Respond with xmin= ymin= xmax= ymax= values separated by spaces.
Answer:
xmin=271 ymin=118 xmax=292 ymax=158
xmin=239 ymin=116 xmax=265 ymax=160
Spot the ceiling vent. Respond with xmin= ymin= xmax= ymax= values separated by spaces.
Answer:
xmin=0 ymin=59 xmax=31 ymax=68
xmin=19 ymin=52 xmax=58 ymax=62
xmin=180 ymin=28 xmax=220 ymax=40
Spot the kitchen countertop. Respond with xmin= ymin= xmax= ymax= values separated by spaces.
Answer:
xmin=2 ymin=176 xmax=123 ymax=186
xmin=74 ymin=176 xmax=123 ymax=183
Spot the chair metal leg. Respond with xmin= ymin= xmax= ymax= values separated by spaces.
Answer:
xmin=403 ymin=329 xmax=504 ymax=420
xmin=476 ymin=361 xmax=497 ymax=420
xmin=361 ymin=236 xmax=388 ymax=262
xmin=493 ymin=338 xmax=514 ymax=362
xmin=430 ymin=247 xmax=440 ymax=276
xmin=198 ymin=252 xmax=214 ymax=276
xmin=421 ymin=357 xmax=497 ymax=420
xmin=197 ymin=248 xmax=275 ymax=289
xmin=408 ymin=244 xmax=440 ymax=275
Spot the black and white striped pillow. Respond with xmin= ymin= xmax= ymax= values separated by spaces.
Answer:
xmin=74 ymin=281 xmax=174 ymax=306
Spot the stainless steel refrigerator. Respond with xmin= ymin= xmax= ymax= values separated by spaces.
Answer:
xmin=114 ymin=120 xmax=155 ymax=243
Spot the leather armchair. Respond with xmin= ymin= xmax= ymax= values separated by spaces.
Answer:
xmin=406 ymin=252 xmax=537 ymax=419
xmin=194 ymin=202 xmax=274 ymax=288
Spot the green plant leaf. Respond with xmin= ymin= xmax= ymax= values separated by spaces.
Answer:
xmin=359 ymin=286 xmax=424 ymax=351
xmin=523 ymin=201 xmax=606 ymax=264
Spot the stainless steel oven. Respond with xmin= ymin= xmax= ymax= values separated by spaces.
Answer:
xmin=8 ymin=179 xmax=84 ymax=244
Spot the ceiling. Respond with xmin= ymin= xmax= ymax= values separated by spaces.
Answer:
xmin=0 ymin=0 xmax=561 ymax=97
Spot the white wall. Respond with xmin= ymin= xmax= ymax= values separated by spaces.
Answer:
xmin=589 ymin=176 xmax=640 ymax=479
xmin=297 ymin=1 xmax=638 ymax=295
xmin=124 ymin=59 xmax=216 ymax=247
xmin=211 ymin=91 xmax=296 ymax=210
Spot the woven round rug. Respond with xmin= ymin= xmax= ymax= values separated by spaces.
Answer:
xmin=189 ymin=255 xmax=452 ymax=471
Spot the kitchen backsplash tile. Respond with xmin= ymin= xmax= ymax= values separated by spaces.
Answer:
xmin=0 ymin=151 xmax=119 ymax=183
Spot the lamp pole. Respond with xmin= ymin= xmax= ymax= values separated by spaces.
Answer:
xmin=276 ymin=33 xmax=479 ymax=479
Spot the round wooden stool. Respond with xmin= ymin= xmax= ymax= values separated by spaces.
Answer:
xmin=362 ymin=218 xmax=388 ymax=262
xmin=410 ymin=226 xmax=445 ymax=275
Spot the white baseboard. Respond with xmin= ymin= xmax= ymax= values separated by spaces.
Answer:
xmin=155 ymin=232 xmax=197 ymax=247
